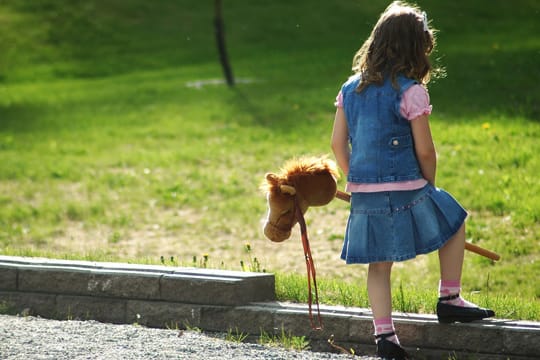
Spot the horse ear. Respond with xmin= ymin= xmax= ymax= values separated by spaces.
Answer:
xmin=280 ymin=184 xmax=296 ymax=195
xmin=265 ymin=173 xmax=279 ymax=185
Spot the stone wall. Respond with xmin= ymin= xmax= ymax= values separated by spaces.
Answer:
xmin=1 ymin=256 xmax=538 ymax=359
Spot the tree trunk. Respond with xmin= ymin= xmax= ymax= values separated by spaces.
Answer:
xmin=214 ymin=0 xmax=234 ymax=87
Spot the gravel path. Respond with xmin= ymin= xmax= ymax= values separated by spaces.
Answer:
xmin=0 ymin=315 xmax=378 ymax=360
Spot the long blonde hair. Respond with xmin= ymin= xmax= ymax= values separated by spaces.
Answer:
xmin=353 ymin=1 xmax=438 ymax=92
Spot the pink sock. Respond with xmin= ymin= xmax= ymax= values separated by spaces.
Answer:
xmin=439 ymin=280 xmax=477 ymax=308
xmin=373 ymin=317 xmax=400 ymax=345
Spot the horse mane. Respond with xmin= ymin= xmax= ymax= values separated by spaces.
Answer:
xmin=262 ymin=156 xmax=340 ymax=194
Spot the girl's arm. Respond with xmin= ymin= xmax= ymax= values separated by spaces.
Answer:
xmin=331 ymin=107 xmax=350 ymax=177
xmin=411 ymin=114 xmax=437 ymax=185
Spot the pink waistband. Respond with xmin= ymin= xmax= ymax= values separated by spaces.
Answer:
xmin=346 ymin=179 xmax=428 ymax=193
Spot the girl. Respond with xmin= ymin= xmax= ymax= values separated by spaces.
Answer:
xmin=331 ymin=2 xmax=494 ymax=359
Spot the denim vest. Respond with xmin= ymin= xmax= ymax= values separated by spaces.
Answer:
xmin=341 ymin=74 xmax=423 ymax=183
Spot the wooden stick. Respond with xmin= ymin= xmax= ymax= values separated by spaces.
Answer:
xmin=335 ymin=190 xmax=500 ymax=261
xmin=463 ymin=242 xmax=500 ymax=261
xmin=335 ymin=190 xmax=351 ymax=202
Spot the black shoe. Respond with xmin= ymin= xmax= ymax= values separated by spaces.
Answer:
xmin=437 ymin=294 xmax=495 ymax=324
xmin=375 ymin=332 xmax=409 ymax=360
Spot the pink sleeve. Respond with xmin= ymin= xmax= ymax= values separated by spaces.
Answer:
xmin=334 ymin=91 xmax=343 ymax=108
xmin=400 ymin=85 xmax=432 ymax=120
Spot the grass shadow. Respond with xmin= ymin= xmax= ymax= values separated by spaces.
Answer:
xmin=0 ymin=103 xmax=52 ymax=133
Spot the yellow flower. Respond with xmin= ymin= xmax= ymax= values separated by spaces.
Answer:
xmin=482 ymin=122 xmax=491 ymax=130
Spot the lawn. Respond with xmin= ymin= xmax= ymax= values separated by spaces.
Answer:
xmin=0 ymin=0 xmax=539 ymax=319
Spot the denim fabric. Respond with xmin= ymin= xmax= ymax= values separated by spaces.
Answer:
xmin=341 ymin=184 xmax=467 ymax=264
xmin=341 ymin=74 xmax=423 ymax=183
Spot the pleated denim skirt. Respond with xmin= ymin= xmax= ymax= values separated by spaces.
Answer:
xmin=341 ymin=183 xmax=467 ymax=264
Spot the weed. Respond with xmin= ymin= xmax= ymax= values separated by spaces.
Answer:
xmin=66 ymin=306 xmax=73 ymax=321
xmin=258 ymin=327 xmax=309 ymax=351
xmin=0 ymin=301 xmax=17 ymax=315
xmin=240 ymin=242 xmax=265 ymax=273
xmin=159 ymin=255 xmax=179 ymax=266
xmin=165 ymin=321 xmax=180 ymax=330
xmin=225 ymin=327 xmax=249 ymax=343
xmin=181 ymin=322 xmax=202 ymax=333
xmin=328 ymin=334 xmax=355 ymax=355
xmin=132 ymin=313 xmax=141 ymax=326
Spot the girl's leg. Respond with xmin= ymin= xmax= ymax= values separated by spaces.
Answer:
xmin=368 ymin=262 xmax=399 ymax=343
xmin=436 ymin=223 xmax=495 ymax=323
xmin=438 ymin=223 xmax=487 ymax=308
xmin=438 ymin=223 xmax=465 ymax=282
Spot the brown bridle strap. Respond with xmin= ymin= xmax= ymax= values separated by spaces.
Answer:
xmin=294 ymin=196 xmax=323 ymax=330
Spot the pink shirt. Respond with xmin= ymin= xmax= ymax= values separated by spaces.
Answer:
xmin=335 ymin=84 xmax=432 ymax=192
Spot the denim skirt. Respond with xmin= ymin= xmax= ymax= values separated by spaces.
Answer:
xmin=341 ymin=184 xmax=467 ymax=264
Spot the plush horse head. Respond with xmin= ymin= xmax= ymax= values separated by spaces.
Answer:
xmin=262 ymin=156 xmax=340 ymax=242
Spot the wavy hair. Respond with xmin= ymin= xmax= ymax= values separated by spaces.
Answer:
xmin=353 ymin=1 xmax=439 ymax=92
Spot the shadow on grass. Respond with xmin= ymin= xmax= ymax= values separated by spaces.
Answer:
xmin=0 ymin=103 xmax=52 ymax=133
xmin=1 ymin=0 xmax=538 ymax=127
xmin=429 ymin=49 xmax=540 ymax=121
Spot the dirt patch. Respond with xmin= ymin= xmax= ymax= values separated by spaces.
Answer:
xmin=30 ymin=200 xmax=434 ymax=288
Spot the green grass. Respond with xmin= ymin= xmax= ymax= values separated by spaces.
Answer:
xmin=0 ymin=0 xmax=539 ymax=320
xmin=258 ymin=327 xmax=310 ymax=351
xmin=276 ymin=272 xmax=539 ymax=321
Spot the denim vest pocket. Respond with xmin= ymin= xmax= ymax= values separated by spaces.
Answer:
xmin=388 ymin=134 xmax=419 ymax=175
xmin=388 ymin=134 xmax=413 ymax=149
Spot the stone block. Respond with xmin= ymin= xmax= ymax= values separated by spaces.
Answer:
xmin=160 ymin=269 xmax=275 ymax=305
xmin=18 ymin=266 xmax=92 ymax=295
xmin=271 ymin=305 xmax=350 ymax=340
xmin=56 ymin=295 xmax=126 ymax=323
xmin=348 ymin=314 xmax=376 ymax=344
xmin=273 ymin=306 xmax=313 ymax=336
xmin=199 ymin=304 xmax=274 ymax=334
xmin=173 ymin=268 xmax=275 ymax=302
xmin=0 ymin=291 xmax=57 ymax=318
xmin=424 ymin=322 xmax=504 ymax=354
xmin=17 ymin=266 xmax=162 ymax=300
xmin=273 ymin=304 xmax=353 ymax=341
xmin=309 ymin=312 xmax=351 ymax=341
xmin=160 ymin=273 xmax=237 ymax=305
xmin=502 ymin=323 xmax=540 ymax=356
xmin=394 ymin=319 xmax=429 ymax=347
xmin=86 ymin=270 xmax=161 ymax=300
xmin=126 ymin=300 xmax=201 ymax=329
xmin=0 ymin=268 xmax=17 ymax=290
